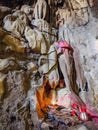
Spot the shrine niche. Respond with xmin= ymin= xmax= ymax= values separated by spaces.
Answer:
xmin=0 ymin=0 xmax=98 ymax=130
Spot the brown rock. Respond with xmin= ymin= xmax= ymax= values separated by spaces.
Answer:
xmin=0 ymin=28 xmax=25 ymax=53
xmin=70 ymin=0 xmax=88 ymax=10
xmin=0 ymin=73 xmax=6 ymax=99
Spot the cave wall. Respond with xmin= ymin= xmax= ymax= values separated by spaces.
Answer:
xmin=56 ymin=0 xmax=98 ymax=107
xmin=50 ymin=0 xmax=97 ymax=107
xmin=0 ymin=0 xmax=98 ymax=129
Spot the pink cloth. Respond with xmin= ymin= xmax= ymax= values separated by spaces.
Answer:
xmin=55 ymin=41 xmax=73 ymax=55
xmin=56 ymin=41 xmax=73 ymax=51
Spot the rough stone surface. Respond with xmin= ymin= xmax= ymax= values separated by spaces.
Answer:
xmin=0 ymin=28 xmax=26 ymax=53
xmin=31 ymin=19 xmax=57 ymax=45
xmin=24 ymin=26 xmax=48 ymax=54
xmin=21 ymin=4 xmax=34 ymax=21
xmin=0 ymin=73 xmax=6 ymax=99
xmin=0 ymin=0 xmax=98 ymax=130
xmin=3 ymin=11 xmax=29 ymax=39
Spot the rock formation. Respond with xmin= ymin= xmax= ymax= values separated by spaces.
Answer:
xmin=0 ymin=0 xmax=98 ymax=129
xmin=3 ymin=10 xmax=29 ymax=39
xmin=33 ymin=0 xmax=49 ymax=22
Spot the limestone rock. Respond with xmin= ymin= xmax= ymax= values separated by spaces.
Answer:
xmin=3 ymin=35 xmax=26 ymax=53
xmin=79 ymin=91 xmax=89 ymax=104
xmin=79 ymin=124 xmax=96 ymax=130
xmin=0 ymin=70 xmax=32 ymax=130
xmin=31 ymin=19 xmax=57 ymax=45
xmin=91 ymin=0 xmax=98 ymax=18
xmin=73 ymin=48 xmax=87 ymax=91
xmin=33 ymin=0 xmax=49 ymax=21
xmin=56 ymin=0 xmax=89 ymax=27
xmin=48 ymin=45 xmax=57 ymax=69
xmin=0 ymin=28 xmax=26 ymax=53
xmin=3 ymin=11 xmax=29 ymax=38
xmin=48 ymin=68 xmax=59 ymax=89
xmin=24 ymin=26 xmax=48 ymax=54
xmin=27 ymin=88 xmax=37 ymax=111
xmin=74 ymin=8 xmax=89 ymax=26
xmin=38 ymin=45 xmax=59 ymax=88
xmin=0 ymin=73 xmax=6 ymax=99
xmin=56 ymin=8 xmax=73 ymax=27
xmin=57 ymin=88 xmax=71 ymax=109
xmin=0 ymin=1 xmax=98 ymax=129
xmin=38 ymin=55 xmax=49 ymax=74
xmin=27 ymin=62 xmax=37 ymax=72
xmin=70 ymin=0 xmax=88 ymax=10
xmin=38 ymin=45 xmax=57 ymax=74
xmin=21 ymin=5 xmax=34 ymax=21
xmin=0 ymin=58 xmax=9 ymax=71
xmin=58 ymin=15 xmax=98 ymax=108
xmin=88 ymin=0 xmax=94 ymax=7
xmin=48 ymin=45 xmax=59 ymax=88
xmin=0 ymin=58 xmax=15 ymax=73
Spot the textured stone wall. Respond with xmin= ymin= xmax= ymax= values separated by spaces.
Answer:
xmin=0 ymin=0 xmax=98 ymax=129
xmin=56 ymin=0 xmax=98 ymax=108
